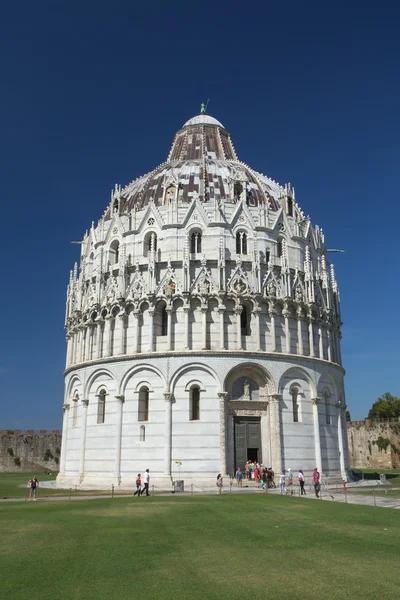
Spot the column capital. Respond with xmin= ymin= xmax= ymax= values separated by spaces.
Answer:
xmin=62 ymin=403 xmax=70 ymax=413
xmin=115 ymin=394 xmax=125 ymax=403
xmin=217 ymin=392 xmax=228 ymax=401
xmin=311 ymin=397 xmax=321 ymax=405
xmin=164 ymin=392 xmax=173 ymax=402
xmin=233 ymin=307 xmax=243 ymax=315
xmin=269 ymin=393 xmax=282 ymax=402
xmin=82 ymin=399 xmax=89 ymax=407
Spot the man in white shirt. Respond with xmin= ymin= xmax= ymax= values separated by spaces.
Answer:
xmin=141 ymin=469 xmax=150 ymax=496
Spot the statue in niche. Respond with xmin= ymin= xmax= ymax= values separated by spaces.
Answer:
xmin=243 ymin=380 xmax=251 ymax=400
xmin=295 ymin=285 xmax=303 ymax=302
xmin=267 ymin=281 xmax=277 ymax=297
xmin=132 ymin=280 xmax=142 ymax=301
xmin=164 ymin=278 xmax=175 ymax=297
xmin=199 ymin=276 xmax=210 ymax=296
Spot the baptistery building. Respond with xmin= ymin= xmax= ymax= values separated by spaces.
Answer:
xmin=58 ymin=107 xmax=349 ymax=488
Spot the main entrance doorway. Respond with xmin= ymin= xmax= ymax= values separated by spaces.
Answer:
xmin=234 ymin=417 xmax=262 ymax=470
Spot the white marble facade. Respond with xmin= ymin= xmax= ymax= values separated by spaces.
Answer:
xmin=58 ymin=111 xmax=350 ymax=488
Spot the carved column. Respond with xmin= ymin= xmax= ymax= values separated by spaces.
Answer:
xmin=103 ymin=317 xmax=112 ymax=357
xmin=254 ymin=309 xmax=261 ymax=351
xmin=297 ymin=313 xmax=304 ymax=355
xmin=119 ymin=314 xmax=127 ymax=355
xmin=235 ymin=307 xmax=242 ymax=350
xmin=218 ymin=392 xmax=228 ymax=476
xmin=164 ymin=392 xmax=173 ymax=477
xmin=66 ymin=335 xmax=72 ymax=367
xmin=312 ymin=397 xmax=322 ymax=474
xmin=148 ymin=310 xmax=155 ymax=352
xmin=75 ymin=328 xmax=81 ymax=363
xmin=97 ymin=322 xmax=104 ymax=359
xmin=327 ymin=326 xmax=332 ymax=362
xmin=337 ymin=401 xmax=346 ymax=478
xmin=79 ymin=399 xmax=89 ymax=483
xmin=133 ymin=311 xmax=140 ymax=353
xmin=183 ymin=306 xmax=190 ymax=350
xmin=308 ymin=316 xmax=315 ymax=357
xmin=268 ymin=304 xmax=277 ymax=352
xmin=218 ymin=306 xmax=225 ymax=350
xmin=201 ymin=306 xmax=208 ymax=350
xmin=114 ymin=395 xmax=125 ymax=484
xmin=338 ymin=331 xmax=343 ymax=366
xmin=269 ymin=394 xmax=282 ymax=474
xmin=283 ymin=307 xmax=290 ymax=353
xmin=59 ymin=404 xmax=70 ymax=476
xmin=318 ymin=322 xmax=324 ymax=359
xmin=166 ymin=308 xmax=173 ymax=351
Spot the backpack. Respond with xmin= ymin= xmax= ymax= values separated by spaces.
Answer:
xmin=136 ymin=478 xmax=141 ymax=485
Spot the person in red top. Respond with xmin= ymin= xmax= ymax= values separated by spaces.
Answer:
xmin=254 ymin=465 xmax=260 ymax=488
xmin=133 ymin=473 xmax=141 ymax=497
xmin=312 ymin=468 xmax=320 ymax=498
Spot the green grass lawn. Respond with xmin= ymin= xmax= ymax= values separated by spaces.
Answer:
xmin=0 ymin=472 xmax=130 ymax=499
xmin=0 ymin=495 xmax=399 ymax=600
xmin=352 ymin=468 xmax=400 ymax=486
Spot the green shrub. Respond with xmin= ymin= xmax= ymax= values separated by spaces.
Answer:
xmin=7 ymin=430 xmax=14 ymax=435
xmin=375 ymin=436 xmax=391 ymax=453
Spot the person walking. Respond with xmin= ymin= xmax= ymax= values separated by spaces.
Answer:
xmin=298 ymin=470 xmax=306 ymax=495
xmin=312 ymin=467 xmax=320 ymax=498
xmin=254 ymin=465 xmax=260 ymax=488
xmin=235 ymin=468 xmax=243 ymax=487
xmin=286 ymin=468 xmax=293 ymax=496
xmin=245 ymin=461 xmax=250 ymax=480
xmin=27 ymin=476 xmax=39 ymax=501
xmin=279 ymin=472 xmax=285 ymax=494
xmin=133 ymin=473 xmax=141 ymax=497
xmin=216 ymin=473 xmax=223 ymax=494
xmin=141 ymin=469 xmax=150 ymax=496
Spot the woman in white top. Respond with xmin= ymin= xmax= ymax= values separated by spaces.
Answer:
xmin=279 ymin=473 xmax=285 ymax=494
xmin=298 ymin=470 xmax=306 ymax=495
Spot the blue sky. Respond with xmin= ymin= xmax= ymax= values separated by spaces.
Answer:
xmin=0 ymin=1 xmax=399 ymax=429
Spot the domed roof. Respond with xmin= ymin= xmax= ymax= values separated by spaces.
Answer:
xmin=116 ymin=110 xmax=283 ymax=216
xmin=183 ymin=114 xmax=225 ymax=128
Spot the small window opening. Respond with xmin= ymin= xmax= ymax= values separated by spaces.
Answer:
xmin=97 ymin=389 xmax=106 ymax=424
xmin=146 ymin=232 xmax=157 ymax=256
xmin=266 ymin=249 xmax=270 ymax=265
xmin=138 ymin=387 xmax=149 ymax=422
xmin=277 ymin=239 xmax=283 ymax=258
xmin=240 ymin=306 xmax=250 ymax=336
xmin=161 ymin=306 xmax=168 ymax=336
xmin=190 ymin=231 xmax=202 ymax=254
xmin=325 ymin=394 xmax=331 ymax=425
xmin=287 ymin=197 xmax=293 ymax=217
xmin=292 ymin=388 xmax=299 ymax=423
xmin=236 ymin=231 xmax=248 ymax=255
xmin=234 ymin=182 xmax=243 ymax=202
xmin=72 ymin=394 xmax=79 ymax=427
xmin=190 ymin=387 xmax=200 ymax=421
xmin=140 ymin=425 xmax=146 ymax=441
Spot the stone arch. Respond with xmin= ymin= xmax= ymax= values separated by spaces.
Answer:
xmin=224 ymin=362 xmax=274 ymax=400
xmin=170 ymin=362 xmax=221 ymax=395
xmin=278 ymin=366 xmax=316 ymax=398
xmin=84 ymin=368 xmax=117 ymax=398
xmin=65 ymin=374 xmax=83 ymax=401
xmin=120 ymin=364 xmax=166 ymax=396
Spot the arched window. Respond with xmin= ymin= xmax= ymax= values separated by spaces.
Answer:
xmin=190 ymin=386 xmax=200 ymax=421
xmin=140 ymin=425 xmax=146 ymax=441
xmin=265 ymin=249 xmax=270 ymax=265
xmin=110 ymin=240 xmax=120 ymax=265
xmin=277 ymin=239 xmax=283 ymax=258
xmin=241 ymin=305 xmax=250 ymax=336
xmin=287 ymin=197 xmax=293 ymax=217
xmin=72 ymin=394 xmax=79 ymax=427
xmin=291 ymin=387 xmax=299 ymax=423
xmin=138 ymin=387 xmax=149 ymax=422
xmin=161 ymin=306 xmax=168 ymax=336
xmin=325 ymin=392 xmax=331 ymax=425
xmin=236 ymin=231 xmax=247 ymax=255
xmin=234 ymin=182 xmax=243 ymax=202
xmin=97 ymin=389 xmax=106 ymax=424
xmin=190 ymin=231 xmax=202 ymax=254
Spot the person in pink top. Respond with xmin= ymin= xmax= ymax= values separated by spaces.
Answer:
xmin=254 ymin=465 xmax=260 ymax=487
xmin=312 ymin=468 xmax=320 ymax=498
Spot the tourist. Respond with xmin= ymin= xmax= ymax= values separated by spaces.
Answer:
xmin=254 ymin=464 xmax=260 ymax=487
xmin=133 ymin=473 xmax=141 ymax=497
xmin=216 ymin=473 xmax=223 ymax=494
xmin=286 ymin=468 xmax=293 ymax=496
xmin=298 ymin=470 xmax=306 ymax=495
xmin=141 ymin=469 xmax=150 ymax=496
xmin=245 ymin=461 xmax=250 ymax=480
xmin=235 ymin=468 xmax=243 ymax=487
xmin=279 ymin=472 xmax=285 ymax=494
xmin=27 ymin=475 xmax=39 ymax=501
xmin=312 ymin=467 xmax=320 ymax=498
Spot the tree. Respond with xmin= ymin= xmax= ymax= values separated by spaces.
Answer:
xmin=367 ymin=393 xmax=400 ymax=420
xmin=345 ymin=410 xmax=351 ymax=422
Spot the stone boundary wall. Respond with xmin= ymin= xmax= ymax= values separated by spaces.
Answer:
xmin=347 ymin=419 xmax=400 ymax=469
xmin=0 ymin=431 xmax=61 ymax=472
